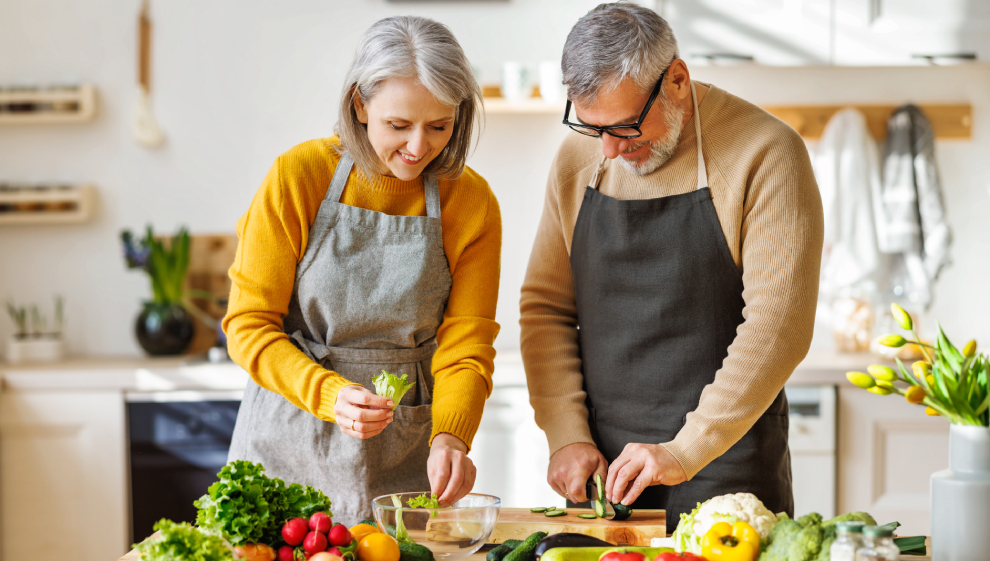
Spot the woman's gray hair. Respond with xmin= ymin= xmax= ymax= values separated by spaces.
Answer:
xmin=562 ymin=2 xmax=679 ymax=105
xmin=335 ymin=16 xmax=483 ymax=180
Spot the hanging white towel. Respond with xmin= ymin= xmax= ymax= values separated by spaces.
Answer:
xmin=813 ymin=108 xmax=883 ymax=298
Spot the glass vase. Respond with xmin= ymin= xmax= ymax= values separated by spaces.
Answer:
xmin=135 ymin=301 xmax=194 ymax=356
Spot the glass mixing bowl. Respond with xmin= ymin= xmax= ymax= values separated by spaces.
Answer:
xmin=372 ymin=492 xmax=501 ymax=560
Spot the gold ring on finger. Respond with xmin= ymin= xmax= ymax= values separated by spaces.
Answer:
xmin=351 ymin=418 xmax=356 ymax=431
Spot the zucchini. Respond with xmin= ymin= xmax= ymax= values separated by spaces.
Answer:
xmin=504 ymin=531 xmax=548 ymax=561
xmin=398 ymin=541 xmax=435 ymax=561
xmin=577 ymin=513 xmax=598 ymax=519
xmin=611 ymin=503 xmax=633 ymax=521
xmin=539 ymin=547 xmax=673 ymax=561
xmin=487 ymin=539 xmax=525 ymax=561
xmin=544 ymin=510 xmax=567 ymax=517
xmin=530 ymin=507 xmax=547 ymax=513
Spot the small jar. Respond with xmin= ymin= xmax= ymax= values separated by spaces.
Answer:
xmin=856 ymin=525 xmax=899 ymax=561
xmin=830 ymin=520 xmax=866 ymax=561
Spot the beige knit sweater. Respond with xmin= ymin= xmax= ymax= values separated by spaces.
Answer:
xmin=519 ymin=83 xmax=825 ymax=480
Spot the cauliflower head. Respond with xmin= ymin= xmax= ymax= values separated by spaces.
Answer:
xmin=672 ymin=492 xmax=779 ymax=555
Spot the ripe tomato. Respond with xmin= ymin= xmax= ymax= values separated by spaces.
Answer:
xmin=348 ymin=523 xmax=379 ymax=543
xmin=356 ymin=533 xmax=400 ymax=561
xmin=654 ymin=552 xmax=707 ymax=561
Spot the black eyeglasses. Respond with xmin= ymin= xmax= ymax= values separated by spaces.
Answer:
xmin=562 ymin=67 xmax=668 ymax=139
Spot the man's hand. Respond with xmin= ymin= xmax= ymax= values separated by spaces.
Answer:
xmin=334 ymin=385 xmax=393 ymax=439
xmin=547 ymin=442 xmax=608 ymax=503
xmin=606 ymin=443 xmax=687 ymax=505
xmin=428 ymin=433 xmax=476 ymax=507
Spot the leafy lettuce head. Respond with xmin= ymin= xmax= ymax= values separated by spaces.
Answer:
xmin=372 ymin=370 xmax=415 ymax=409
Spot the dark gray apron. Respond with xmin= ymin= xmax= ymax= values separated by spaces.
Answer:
xmin=568 ymin=83 xmax=792 ymax=532
xmin=228 ymin=153 xmax=453 ymax=525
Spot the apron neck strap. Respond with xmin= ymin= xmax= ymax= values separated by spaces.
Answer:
xmin=690 ymin=81 xmax=708 ymax=191
xmin=326 ymin=152 xmax=442 ymax=220
xmin=326 ymin=153 xmax=355 ymax=203
xmin=423 ymin=175 xmax=441 ymax=219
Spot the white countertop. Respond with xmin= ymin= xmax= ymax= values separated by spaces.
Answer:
xmin=0 ymin=347 xmax=879 ymax=392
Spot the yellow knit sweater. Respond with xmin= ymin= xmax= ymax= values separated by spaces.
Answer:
xmin=224 ymin=137 xmax=501 ymax=449
xmin=520 ymin=83 xmax=824 ymax=479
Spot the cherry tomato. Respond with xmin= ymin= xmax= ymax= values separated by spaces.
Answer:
xmin=654 ymin=552 xmax=708 ymax=561
xmin=601 ymin=552 xmax=647 ymax=561
xmin=357 ymin=533 xmax=400 ymax=561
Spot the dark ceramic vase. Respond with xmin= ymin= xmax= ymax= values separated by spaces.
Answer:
xmin=135 ymin=302 xmax=194 ymax=355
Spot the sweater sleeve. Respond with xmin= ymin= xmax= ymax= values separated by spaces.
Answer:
xmin=661 ymin=131 xmax=825 ymax=479
xmin=223 ymin=156 xmax=356 ymax=423
xmin=430 ymin=182 xmax=502 ymax=450
xmin=519 ymin=151 xmax=596 ymax=456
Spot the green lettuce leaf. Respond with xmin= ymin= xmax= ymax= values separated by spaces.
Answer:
xmin=135 ymin=519 xmax=233 ymax=561
xmin=373 ymin=370 xmax=416 ymax=409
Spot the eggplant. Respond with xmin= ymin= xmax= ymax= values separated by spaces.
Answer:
xmin=534 ymin=533 xmax=614 ymax=560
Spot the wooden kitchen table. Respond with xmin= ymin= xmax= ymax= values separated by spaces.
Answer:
xmin=116 ymin=544 xmax=492 ymax=561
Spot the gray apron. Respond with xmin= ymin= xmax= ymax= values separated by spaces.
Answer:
xmin=228 ymin=153 xmax=453 ymax=525
xmin=568 ymin=83 xmax=792 ymax=532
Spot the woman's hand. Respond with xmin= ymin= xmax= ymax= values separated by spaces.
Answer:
xmin=428 ymin=433 xmax=476 ymax=507
xmin=334 ymin=385 xmax=394 ymax=439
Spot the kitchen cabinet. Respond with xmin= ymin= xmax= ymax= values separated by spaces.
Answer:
xmin=666 ymin=0 xmax=832 ymax=65
xmin=665 ymin=0 xmax=987 ymax=66
xmin=833 ymin=0 xmax=990 ymax=65
xmin=837 ymin=385 xmax=950 ymax=537
xmin=0 ymin=390 xmax=129 ymax=561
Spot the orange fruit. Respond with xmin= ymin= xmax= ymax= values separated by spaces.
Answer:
xmin=357 ymin=532 xmax=400 ymax=561
xmin=348 ymin=523 xmax=379 ymax=543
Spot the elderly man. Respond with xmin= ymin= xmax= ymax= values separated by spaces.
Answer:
xmin=520 ymin=2 xmax=824 ymax=530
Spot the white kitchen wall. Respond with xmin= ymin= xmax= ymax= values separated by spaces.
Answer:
xmin=1 ymin=0 xmax=989 ymax=358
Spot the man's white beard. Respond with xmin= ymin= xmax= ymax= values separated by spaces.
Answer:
xmin=615 ymin=98 xmax=686 ymax=177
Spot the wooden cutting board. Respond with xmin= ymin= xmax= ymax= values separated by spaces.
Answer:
xmin=488 ymin=508 xmax=666 ymax=546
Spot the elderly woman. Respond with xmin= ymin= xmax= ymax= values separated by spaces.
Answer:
xmin=224 ymin=16 xmax=500 ymax=524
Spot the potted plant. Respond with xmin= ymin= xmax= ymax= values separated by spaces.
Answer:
xmin=848 ymin=303 xmax=988 ymax=561
xmin=5 ymin=297 xmax=65 ymax=363
xmin=121 ymin=226 xmax=213 ymax=356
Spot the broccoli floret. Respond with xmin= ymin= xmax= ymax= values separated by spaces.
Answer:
xmin=759 ymin=513 xmax=822 ymax=561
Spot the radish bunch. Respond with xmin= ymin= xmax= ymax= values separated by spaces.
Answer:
xmin=278 ymin=512 xmax=355 ymax=561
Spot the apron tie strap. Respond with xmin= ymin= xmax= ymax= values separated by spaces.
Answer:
xmin=290 ymin=330 xmax=438 ymax=365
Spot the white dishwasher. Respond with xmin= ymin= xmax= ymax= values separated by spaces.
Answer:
xmin=473 ymin=354 xmax=837 ymax=516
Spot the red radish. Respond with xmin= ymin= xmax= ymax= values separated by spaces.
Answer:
xmin=303 ymin=531 xmax=328 ymax=554
xmin=327 ymin=524 xmax=352 ymax=547
xmin=308 ymin=512 xmax=332 ymax=534
xmin=326 ymin=547 xmax=342 ymax=556
xmin=277 ymin=546 xmax=295 ymax=561
xmin=282 ymin=517 xmax=309 ymax=546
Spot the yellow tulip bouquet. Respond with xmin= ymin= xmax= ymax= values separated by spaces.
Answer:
xmin=847 ymin=304 xmax=989 ymax=426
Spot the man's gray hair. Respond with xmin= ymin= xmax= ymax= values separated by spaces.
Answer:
xmin=562 ymin=2 xmax=679 ymax=104
xmin=335 ymin=16 xmax=482 ymax=180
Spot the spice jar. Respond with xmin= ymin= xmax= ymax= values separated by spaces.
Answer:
xmin=855 ymin=525 xmax=899 ymax=561
xmin=830 ymin=521 xmax=865 ymax=561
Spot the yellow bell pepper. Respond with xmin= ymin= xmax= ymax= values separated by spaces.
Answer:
xmin=701 ymin=521 xmax=760 ymax=561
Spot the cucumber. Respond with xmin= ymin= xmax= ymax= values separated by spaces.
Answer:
xmin=577 ymin=513 xmax=598 ymax=519
xmin=593 ymin=500 xmax=607 ymax=518
xmin=358 ymin=519 xmax=377 ymax=527
xmin=487 ymin=539 xmax=524 ymax=561
xmin=611 ymin=503 xmax=633 ymax=521
xmin=544 ymin=510 xmax=567 ymax=517
xmin=546 ymin=506 xmax=556 ymax=512
xmin=398 ymin=541 xmax=435 ymax=561
xmin=530 ymin=507 xmax=547 ymax=513
xmin=539 ymin=547 xmax=673 ymax=561
xmin=504 ymin=531 xmax=548 ymax=561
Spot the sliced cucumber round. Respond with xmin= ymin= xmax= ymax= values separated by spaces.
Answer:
xmin=577 ymin=513 xmax=598 ymax=519
xmin=545 ymin=506 xmax=557 ymax=512
xmin=544 ymin=509 xmax=567 ymax=517
xmin=530 ymin=507 xmax=547 ymax=513
xmin=593 ymin=500 xmax=607 ymax=518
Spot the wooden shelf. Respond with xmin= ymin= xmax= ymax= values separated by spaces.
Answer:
xmin=764 ymin=103 xmax=972 ymax=140
xmin=0 ymin=184 xmax=97 ymax=224
xmin=0 ymin=84 xmax=97 ymax=124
